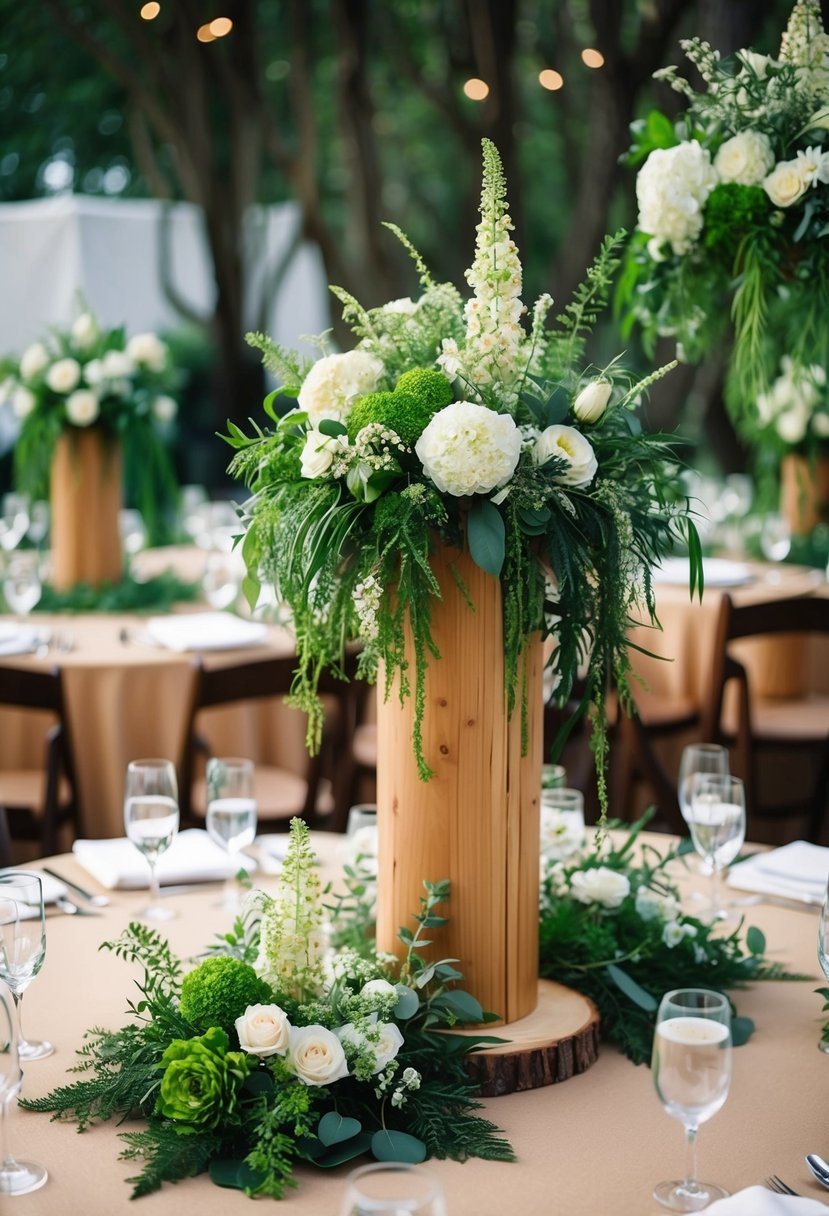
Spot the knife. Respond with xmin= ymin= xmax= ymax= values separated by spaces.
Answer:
xmin=41 ymin=866 xmax=111 ymax=908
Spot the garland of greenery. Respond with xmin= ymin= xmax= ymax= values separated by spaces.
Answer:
xmin=27 ymin=570 xmax=200 ymax=615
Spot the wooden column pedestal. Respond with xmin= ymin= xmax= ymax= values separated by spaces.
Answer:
xmin=780 ymin=451 xmax=829 ymax=536
xmin=50 ymin=429 xmax=123 ymax=591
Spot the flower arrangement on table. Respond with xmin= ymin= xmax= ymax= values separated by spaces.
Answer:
xmin=27 ymin=821 xmax=513 ymax=1200
xmin=226 ymin=139 xmax=699 ymax=809
xmin=618 ymin=0 xmax=829 ymax=465
xmin=0 ymin=308 xmax=179 ymax=539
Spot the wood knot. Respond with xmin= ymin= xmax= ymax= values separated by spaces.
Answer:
xmin=439 ymin=744 xmax=449 ymax=755
xmin=438 ymin=698 xmax=448 ymax=707
xmin=466 ymin=718 xmax=475 ymax=727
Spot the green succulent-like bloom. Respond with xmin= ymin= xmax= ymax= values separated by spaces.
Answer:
xmin=394 ymin=367 xmax=453 ymax=411
xmin=702 ymin=183 xmax=769 ymax=255
xmin=156 ymin=1026 xmax=253 ymax=1134
xmin=347 ymin=389 xmax=433 ymax=445
xmin=179 ymin=956 xmax=273 ymax=1033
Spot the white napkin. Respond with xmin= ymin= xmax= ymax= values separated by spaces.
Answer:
xmin=653 ymin=557 xmax=754 ymax=587
xmin=702 ymin=1185 xmax=827 ymax=1213
xmin=727 ymin=841 xmax=829 ymax=905
xmin=144 ymin=612 xmax=267 ymax=652
xmin=72 ymin=828 xmax=246 ymax=889
xmin=0 ymin=623 xmax=49 ymax=656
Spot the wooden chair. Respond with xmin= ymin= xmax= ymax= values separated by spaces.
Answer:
xmin=0 ymin=664 xmax=79 ymax=857
xmin=0 ymin=807 xmax=12 ymax=868
xmin=179 ymin=655 xmax=357 ymax=833
xmin=609 ymin=690 xmax=699 ymax=833
xmin=700 ymin=594 xmax=829 ymax=842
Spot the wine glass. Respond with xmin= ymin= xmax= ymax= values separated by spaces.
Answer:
xmin=687 ymin=774 xmax=746 ymax=921
xmin=204 ymin=757 xmax=257 ymax=910
xmin=760 ymin=512 xmax=791 ymax=564
xmin=123 ymin=759 xmax=180 ymax=922
xmin=0 ymin=495 xmax=29 ymax=553
xmin=0 ymin=874 xmax=52 ymax=1061
xmin=0 ymin=976 xmax=48 ymax=1194
xmin=119 ymin=509 xmax=148 ymax=562
xmin=201 ymin=550 xmax=240 ymax=610
xmin=652 ymin=987 xmax=732 ymax=1212
xmin=677 ymin=744 xmax=730 ymax=880
xmin=339 ymin=1162 xmax=446 ymax=1216
xmin=2 ymin=551 xmax=42 ymax=620
xmin=540 ymin=786 xmax=586 ymax=861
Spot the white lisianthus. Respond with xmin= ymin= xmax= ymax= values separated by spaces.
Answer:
xmin=100 ymin=350 xmax=136 ymax=380
xmin=65 ymin=389 xmax=100 ymax=427
xmin=12 ymin=386 xmax=36 ymax=419
xmin=714 ymin=130 xmax=775 ymax=186
xmin=662 ymin=921 xmax=686 ymax=948
xmin=338 ymin=1020 xmax=404 ymax=1073
xmin=737 ymin=49 xmax=773 ymax=79
xmin=299 ymin=429 xmax=350 ymax=479
xmin=763 ymin=158 xmax=810 ymax=206
xmin=151 ymin=395 xmax=178 ymax=424
xmin=572 ymin=378 xmax=612 ymax=424
xmin=46 ymin=358 xmax=82 ymax=394
xmin=636 ymin=140 xmax=718 ymax=254
xmin=635 ymin=885 xmax=680 ymax=923
xmin=235 ymin=1004 xmax=291 ymax=1058
xmin=570 ymin=867 xmax=630 ymax=909
xmin=126 ymin=331 xmax=168 ymax=372
xmin=71 ymin=312 xmax=98 ymax=348
xmin=414 ymin=401 xmax=522 ymax=496
xmin=19 ymin=342 xmax=49 ymax=381
xmin=539 ymin=806 xmax=584 ymax=861
xmin=533 ymin=424 xmax=598 ymax=488
xmin=287 ymin=1024 xmax=349 ymax=1086
xmin=297 ymin=351 xmax=384 ymax=425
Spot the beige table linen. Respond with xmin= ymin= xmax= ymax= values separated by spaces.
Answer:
xmin=12 ymin=832 xmax=829 ymax=1216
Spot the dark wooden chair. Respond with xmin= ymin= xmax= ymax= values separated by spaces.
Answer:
xmin=700 ymin=594 xmax=829 ymax=842
xmin=0 ymin=664 xmax=79 ymax=857
xmin=179 ymin=654 xmax=357 ymax=833
xmin=609 ymin=690 xmax=700 ymax=833
xmin=0 ymin=806 xmax=12 ymax=868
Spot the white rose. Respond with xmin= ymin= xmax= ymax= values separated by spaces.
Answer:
xmin=100 ymin=350 xmax=136 ymax=380
xmin=84 ymin=358 xmax=103 ymax=387
xmin=763 ymin=159 xmax=810 ymax=207
xmin=714 ymin=130 xmax=775 ymax=186
xmin=235 ymin=1003 xmax=290 ymax=1058
xmin=287 ymin=1024 xmax=349 ymax=1086
xmin=337 ymin=1020 xmax=404 ymax=1074
xmin=572 ymin=378 xmax=612 ymax=424
xmin=570 ymin=867 xmax=631 ymax=909
xmin=533 ymin=424 xmax=598 ymax=488
xmin=65 ymin=389 xmax=100 ymax=427
xmin=297 ymin=350 xmax=385 ymax=425
xmin=19 ymin=342 xmax=49 ymax=381
xmin=812 ymin=411 xmax=829 ymax=437
xmin=45 ymin=357 xmax=82 ymax=394
xmin=299 ymin=428 xmax=349 ymax=479
xmin=71 ymin=313 xmax=98 ymax=348
xmin=415 ymin=401 xmax=522 ymax=496
xmin=151 ymin=394 xmax=178 ymax=424
xmin=126 ymin=332 xmax=168 ymax=372
xmin=12 ymin=386 xmax=36 ymax=419
xmin=636 ymin=140 xmax=717 ymax=254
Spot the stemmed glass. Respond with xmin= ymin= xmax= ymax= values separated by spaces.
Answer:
xmin=652 ymin=988 xmax=732 ymax=1212
xmin=201 ymin=551 xmax=240 ymax=610
xmin=677 ymin=744 xmax=730 ymax=880
xmin=0 ymin=495 xmax=29 ymax=553
xmin=0 ymin=977 xmax=48 ymax=1194
xmin=687 ymin=774 xmax=746 ymax=921
xmin=0 ymin=874 xmax=52 ymax=1062
xmin=2 ymin=552 xmax=42 ymax=620
xmin=340 ymin=1162 xmax=446 ymax=1216
xmin=204 ymin=757 xmax=257 ymax=910
xmin=123 ymin=759 xmax=180 ymax=922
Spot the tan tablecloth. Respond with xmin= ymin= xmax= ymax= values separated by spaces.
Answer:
xmin=11 ymin=832 xmax=829 ymax=1216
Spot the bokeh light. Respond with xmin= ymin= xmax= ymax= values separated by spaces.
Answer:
xmin=538 ymin=69 xmax=564 ymax=91
xmin=581 ymin=48 xmax=605 ymax=68
xmin=463 ymin=78 xmax=489 ymax=102
xmin=139 ymin=2 xmax=160 ymax=19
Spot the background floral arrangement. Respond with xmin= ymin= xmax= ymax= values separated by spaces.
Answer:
xmin=619 ymin=0 xmax=829 ymax=463
xmin=226 ymin=140 xmax=698 ymax=808
xmin=28 ymin=820 xmax=513 ymax=1200
xmin=0 ymin=307 xmax=180 ymax=539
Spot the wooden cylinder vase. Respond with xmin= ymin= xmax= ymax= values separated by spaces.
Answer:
xmin=780 ymin=451 xmax=829 ymax=536
xmin=50 ymin=428 xmax=123 ymax=591
xmin=375 ymin=542 xmax=543 ymax=1025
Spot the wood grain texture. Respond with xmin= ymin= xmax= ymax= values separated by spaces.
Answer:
xmin=375 ymin=541 xmax=542 ymax=1024
xmin=780 ymin=451 xmax=829 ymax=535
xmin=50 ymin=429 xmax=123 ymax=591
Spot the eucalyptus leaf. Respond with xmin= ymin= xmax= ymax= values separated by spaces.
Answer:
xmin=434 ymin=989 xmax=484 ymax=1023
xmin=730 ymin=1015 xmax=755 ymax=1047
xmin=318 ymin=1112 xmax=362 ymax=1147
xmin=605 ymin=963 xmax=658 ymax=1012
xmin=318 ymin=417 xmax=348 ymax=438
xmin=209 ymin=1159 xmax=266 ymax=1191
xmin=393 ymin=985 xmax=421 ymax=1020
xmin=746 ymin=926 xmax=766 ymax=956
xmin=370 ymin=1130 xmax=427 ymax=1164
xmin=467 ymin=499 xmax=505 ymax=577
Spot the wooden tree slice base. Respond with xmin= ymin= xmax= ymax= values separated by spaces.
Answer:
xmin=461 ymin=979 xmax=600 ymax=1097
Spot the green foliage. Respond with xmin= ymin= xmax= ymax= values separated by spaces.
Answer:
xmin=179 ymin=957 xmax=273 ymax=1034
xmin=32 ymin=570 xmax=199 ymax=615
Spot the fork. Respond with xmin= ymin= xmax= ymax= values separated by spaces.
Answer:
xmin=766 ymin=1176 xmax=800 ymax=1197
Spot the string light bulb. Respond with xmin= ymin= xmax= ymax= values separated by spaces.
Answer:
xmin=538 ymin=69 xmax=564 ymax=91
xmin=463 ymin=78 xmax=489 ymax=101
xmin=139 ymin=2 xmax=160 ymax=19
xmin=581 ymin=48 xmax=605 ymax=68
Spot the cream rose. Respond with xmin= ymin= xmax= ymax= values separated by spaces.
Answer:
xmin=572 ymin=378 xmax=612 ymax=424
xmin=235 ymin=1003 xmax=290 ymax=1058
xmin=570 ymin=867 xmax=631 ymax=909
xmin=126 ymin=332 xmax=168 ymax=372
xmin=299 ymin=429 xmax=349 ymax=479
xmin=20 ymin=342 xmax=49 ymax=381
xmin=287 ymin=1024 xmax=349 ymax=1086
xmin=532 ymin=424 xmax=598 ymax=488
xmin=12 ymin=386 xmax=36 ymax=419
xmin=46 ymin=358 xmax=82 ymax=394
xmin=151 ymin=395 xmax=178 ymax=424
xmin=65 ymin=389 xmax=100 ymax=427
xmin=763 ymin=159 xmax=810 ymax=207
xmin=71 ymin=313 xmax=98 ymax=348
xmin=414 ymin=401 xmax=522 ymax=496
xmin=714 ymin=130 xmax=774 ymax=186
xmin=297 ymin=350 xmax=385 ymax=425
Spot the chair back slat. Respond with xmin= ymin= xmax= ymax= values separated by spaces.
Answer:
xmin=0 ymin=665 xmax=63 ymax=714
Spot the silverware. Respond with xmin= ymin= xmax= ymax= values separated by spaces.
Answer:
xmin=766 ymin=1176 xmax=800 ymax=1196
xmin=41 ymin=866 xmax=110 ymax=908
xmin=54 ymin=895 xmax=100 ymax=916
xmin=806 ymin=1154 xmax=829 ymax=1190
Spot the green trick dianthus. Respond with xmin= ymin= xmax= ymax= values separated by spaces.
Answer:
xmin=703 ymin=183 xmax=769 ymax=255
xmin=347 ymin=389 xmax=434 ymax=445
xmin=394 ymin=368 xmax=453 ymax=411
xmin=179 ymin=956 xmax=273 ymax=1033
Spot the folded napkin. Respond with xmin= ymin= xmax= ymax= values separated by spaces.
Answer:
xmin=702 ymin=1185 xmax=827 ymax=1213
xmin=72 ymin=828 xmax=245 ymax=889
xmin=0 ymin=623 xmax=49 ymax=656
xmin=144 ymin=612 xmax=267 ymax=652
xmin=727 ymin=841 xmax=829 ymax=905
xmin=653 ymin=557 xmax=754 ymax=588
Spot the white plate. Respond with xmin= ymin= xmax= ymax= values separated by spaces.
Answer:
xmin=653 ymin=557 xmax=754 ymax=588
xmin=144 ymin=612 xmax=267 ymax=652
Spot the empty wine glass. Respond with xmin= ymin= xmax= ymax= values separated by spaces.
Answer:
xmin=652 ymin=987 xmax=732 ymax=1212
xmin=124 ymin=759 xmax=180 ymax=922
xmin=0 ymin=977 xmax=48 ymax=1194
xmin=340 ymin=1162 xmax=446 ymax=1216
xmin=0 ymin=495 xmax=29 ymax=553
xmin=540 ymin=786 xmax=586 ymax=861
xmin=2 ymin=552 xmax=41 ymax=620
xmin=119 ymin=509 xmax=148 ymax=562
xmin=677 ymin=745 xmax=729 ymax=824
xmin=687 ymin=774 xmax=746 ymax=921
xmin=205 ymin=757 xmax=257 ymax=910
xmin=201 ymin=550 xmax=240 ymax=610
xmin=0 ymin=874 xmax=52 ymax=1061
xmin=760 ymin=512 xmax=791 ymax=564
xmin=25 ymin=501 xmax=49 ymax=549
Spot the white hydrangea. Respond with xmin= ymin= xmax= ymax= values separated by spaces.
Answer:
xmin=569 ymin=867 xmax=630 ymax=909
xmin=532 ymin=424 xmax=598 ymax=488
xmin=297 ymin=351 xmax=384 ymax=425
xmin=636 ymin=140 xmax=718 ymax=254
xmin=414 ymin=401 xmax=522 ymax=496
xmin=714 ymin=130 xmax=775 ymax=185
xmin=126 ymin=331 xmax=168 ymax=372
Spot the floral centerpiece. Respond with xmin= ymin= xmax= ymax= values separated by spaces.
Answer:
xmin=619 ymin=0 xmax=829 ymax=506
